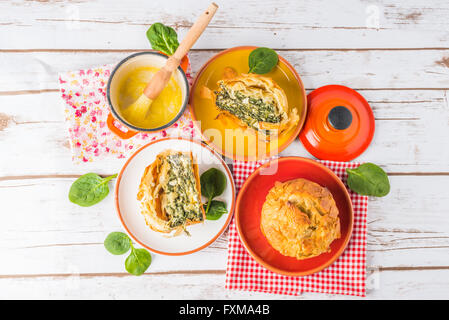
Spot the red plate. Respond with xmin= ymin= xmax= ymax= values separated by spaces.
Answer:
xmin=299 ymin=85 xmax=375 ymax=161
xmin=235 ymin=157 xmax=353 ymax=276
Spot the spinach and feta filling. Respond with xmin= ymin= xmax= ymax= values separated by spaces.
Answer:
xmin=215 ymin=83 xmax=282 ymax=131
xmin=161 ymin=153 xmax=203 ymax=228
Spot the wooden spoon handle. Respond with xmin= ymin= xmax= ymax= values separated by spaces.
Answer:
xmin=171 ymin=2 xmax=218 ymax=65
xmin=144 ymin=3 xmax=218 ymax=99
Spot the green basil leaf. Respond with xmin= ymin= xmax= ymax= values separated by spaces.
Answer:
xmin=200 ymin=168 xmax=227 ymax=200
xmin=146 ymin=22 xmax=179 ymax=56
xmin=104 ymin=232 xmax=131 ymax=255
xmin=346 ymin=163 xmax=390 ymax=197
xmin=248 ymin=47 xmax=279 ymax=74
xmin=203 ymin=200 xmax=227 ymax=220
xmin=68 ymin=173 xmax=117 ymax=207
xmin=125 ymin=248 xmax=152 ymax=276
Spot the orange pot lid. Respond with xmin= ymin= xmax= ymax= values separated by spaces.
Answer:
xmin=299 ymin=85 xmax=375 ymax=161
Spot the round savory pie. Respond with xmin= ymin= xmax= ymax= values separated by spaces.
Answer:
xmin=260 ymin=178 xmax=341 ymax=260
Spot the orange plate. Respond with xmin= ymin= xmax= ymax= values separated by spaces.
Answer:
xmin=235 ymin=157 xmax=353 ymax=276
xmin=189 ymin=46 xmax=307 ymax=161
xmin=115 ymin=137 xmax=236 ymax=256
xmin=299 ymin=85 xmax=375 ymax=161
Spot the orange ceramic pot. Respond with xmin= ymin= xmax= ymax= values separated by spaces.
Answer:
xmin=299 ymin=85 xmax=375 ymax=161
xmin=106 ymin=51 xmax=190 ymax=139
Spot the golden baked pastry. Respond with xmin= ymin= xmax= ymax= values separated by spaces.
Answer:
xmin=137 ymin=150 xmax=205 ymax=235
xmin=260 ymin=178 xmax=340 ymax=260
xmin=213 ymin=73 xmax=299 ymax=140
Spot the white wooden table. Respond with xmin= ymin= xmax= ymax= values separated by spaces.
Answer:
xmin=1 ymin=0 xmax=448 ymax=299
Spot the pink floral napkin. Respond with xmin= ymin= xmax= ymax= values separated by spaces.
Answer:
xmin=58 ymin=59 xmax=197 ymax=163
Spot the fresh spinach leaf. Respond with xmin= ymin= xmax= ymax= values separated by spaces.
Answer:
xmin=68 ymin=173 xmax=117 ymax=207
xmin=104 ymin=232 xmax=131 ymax=255
xmin=248 ymin=47 xmax=279 ymax=74
xmin=200 ymin=168 xmax=227 ymax=214
xmin=125 ymin=248 xmax=152 ymax=276
xmin=203 ymin=200 xmax=227 ymax=220
xmin=200 ymin=168 xmax=227 ymax=200
xmin=346 ymin=163 xmax=390 ymax=197
xmin=105 ymin=232 xmax=152 ymax=275
xmin=146 ymin=22 xmax=179 ymax=56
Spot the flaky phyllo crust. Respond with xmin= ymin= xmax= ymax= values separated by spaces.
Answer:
xmin=260 ymin=179 xmax=341 ymax=260
xmin=137 ymin=150 xmax=205 ymax=236
xmin=214 ymin=73 xmax=299 ymax=141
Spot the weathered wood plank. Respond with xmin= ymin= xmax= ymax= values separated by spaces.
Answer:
xmin=0 ymin=175 xmax=448 ymax=277
xmin=0 ymin=89 xmax=447 ymax=174
xmin=1 ymin=0 xmax=449 ymax=49
xmin=1 ymin=269 xmax=448 ymax=299
xmin=1 ymin=0 xmax=448 ymax=300
xmin=1 ymin=50 xmax=449 ymax=92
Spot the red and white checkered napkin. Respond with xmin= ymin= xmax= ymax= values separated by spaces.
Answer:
xmin=225 ymin=159 xmax=368 ymax=297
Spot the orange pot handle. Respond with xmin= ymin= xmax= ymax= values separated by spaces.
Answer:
xmin=180 ymin=55 xmax=190 ymax=73
xmin=158 ymin=51 xmax=189 ymax=73
xmin=107 ymin=112 xmax=138 ymax=139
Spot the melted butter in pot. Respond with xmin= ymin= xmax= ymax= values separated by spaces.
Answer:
xmin=118 ymin=66 xmax=182 ymax=129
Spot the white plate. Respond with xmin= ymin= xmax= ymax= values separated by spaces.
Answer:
xmin=115 ymin=138 xmax=236 ymax=255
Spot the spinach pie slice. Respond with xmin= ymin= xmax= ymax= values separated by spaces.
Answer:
xmin=137 ymin=150 xmax=205 ymax=235
xmin=214 ymin=73 xmax=299 ymax=140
